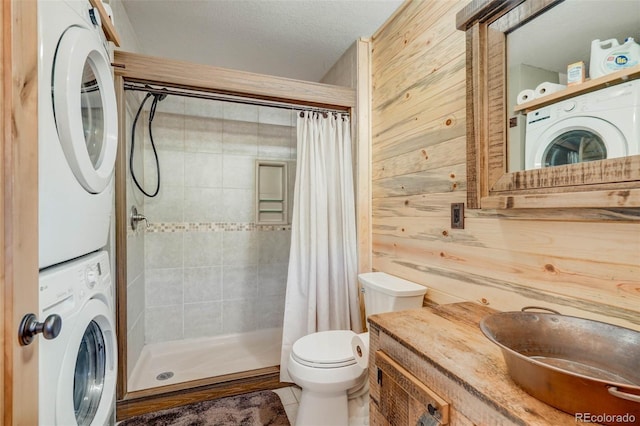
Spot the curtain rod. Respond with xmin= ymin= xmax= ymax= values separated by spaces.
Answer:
xmin=123 ymin=82 xmax=350 ymax=115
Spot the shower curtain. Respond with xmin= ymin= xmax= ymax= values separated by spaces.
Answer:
xmin=280 ymin=111 xmax=362 ymax=382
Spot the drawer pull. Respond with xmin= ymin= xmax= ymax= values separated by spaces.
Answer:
xmin=417 ymin=411 xmax=441 ymax=426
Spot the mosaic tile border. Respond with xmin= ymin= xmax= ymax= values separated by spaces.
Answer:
xmin=145 ymin=222 xmax=292 ymax=233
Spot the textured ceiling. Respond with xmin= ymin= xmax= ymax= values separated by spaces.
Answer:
xmin=121 ymin=0 xmax=404 ymax=82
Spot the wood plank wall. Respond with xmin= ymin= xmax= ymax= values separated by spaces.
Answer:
xmin=370 ymin=0 xmax=640 ymax=330
xmin=321 ymin=39 xmax=373 ymax=329
xmin=2 ymin=0 xmax=40 ymax=423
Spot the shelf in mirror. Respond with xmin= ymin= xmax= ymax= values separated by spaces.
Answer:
xmin=515 ymin=65 xmax=640 ymax=114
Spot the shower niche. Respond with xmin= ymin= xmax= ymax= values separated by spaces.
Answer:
xmin=256 ymin=161 xmax=288 ymax=225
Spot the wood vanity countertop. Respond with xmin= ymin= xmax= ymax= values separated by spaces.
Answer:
xmin=368 ymin=302 xmax=578 ymax=425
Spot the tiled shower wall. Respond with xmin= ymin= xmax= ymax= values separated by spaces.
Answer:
xmin=139 ymin=96 xmax=295 ymax=344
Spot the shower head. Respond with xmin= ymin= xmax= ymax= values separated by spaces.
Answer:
xmin=146 ymin=88 xmax=169 ymax=122
xmin=154 ymin=89 xmax=169 ymax=102
xmin=144 ymin=85 xmax=169 ymax=102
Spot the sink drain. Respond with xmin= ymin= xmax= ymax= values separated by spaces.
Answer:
xmin=156 ymin=371 xmax=174 ymax=381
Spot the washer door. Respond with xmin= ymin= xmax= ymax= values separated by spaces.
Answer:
xmin=53 ymin=26 xmax=117 ymax=194
xmin=57 ymin=299 xmax=117 ymax=426
xmin=531 ymin=117 xmax=627 ymax=169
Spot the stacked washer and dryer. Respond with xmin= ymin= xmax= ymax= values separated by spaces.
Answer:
xmin=37 ymin=0 xmax=118 ymax=425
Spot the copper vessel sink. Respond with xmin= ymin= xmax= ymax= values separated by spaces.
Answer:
xmin=480 ymin=307 xmax=640 ymax=425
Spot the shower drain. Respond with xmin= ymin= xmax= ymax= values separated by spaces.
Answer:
xmin=156 ymin=371 xmax=174 ymax=381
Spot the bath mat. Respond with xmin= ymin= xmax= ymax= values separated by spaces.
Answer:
xmin=118 ymin=389 xmax=290 ymax=426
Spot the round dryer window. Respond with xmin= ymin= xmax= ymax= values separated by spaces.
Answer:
xmin=53 ymin=26 xmax=117 ymax=194
xmin=542 ymin=129 xmax=607 ymax=167
xmin=532 ymin=117 xmax=628 ymax=169
xmin=81 ymin=63 xmax=105 ymax=169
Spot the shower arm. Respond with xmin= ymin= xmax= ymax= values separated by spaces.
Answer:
xmin=130 ymin=206 xmax=150 ymax=231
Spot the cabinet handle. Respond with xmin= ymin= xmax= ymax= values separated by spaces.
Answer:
xmin=417 ymin=411 xmax=440 ymax=426
xmin=608 ymin=386 xmax=640 ymax=403
xmin=521 ymin=306 xmax=561 ymax=315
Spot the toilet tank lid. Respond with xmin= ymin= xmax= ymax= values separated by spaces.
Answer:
xmin=359 ymin=272 xmax=427 ymax=297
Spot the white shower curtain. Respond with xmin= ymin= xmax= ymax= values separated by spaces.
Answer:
xmin=280 ymin=111 xmax=362 ymax=382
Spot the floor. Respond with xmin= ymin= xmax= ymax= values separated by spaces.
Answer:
xmin=115 ymin=385 xmax=367 ymax=425
xmin=273 ymin=385 xmax=370 ymax=426
xmin=273 ymin=386 xmax=301 ymax=424
xmin=114 ymin=387 xmax=300 ymax=426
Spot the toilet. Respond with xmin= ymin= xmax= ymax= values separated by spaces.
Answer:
xmin=288 ymin=272 xmax=427 ymax=426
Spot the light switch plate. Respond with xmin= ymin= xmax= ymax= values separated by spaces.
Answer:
xmin=451 ymin=203 xmax=464 ymax=229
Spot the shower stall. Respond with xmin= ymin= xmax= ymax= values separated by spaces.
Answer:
xmin=114 ymin=51 xmax=357 ymax=417
xmin=124 ymin=90 xmax=296 ymax=392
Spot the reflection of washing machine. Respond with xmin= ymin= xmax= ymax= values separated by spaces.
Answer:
xmin=525 ymin=80 xmax=640 ymax=169
xmin=38 ymin=0 xmax=118 ymax=269
xmin=39 ymin=251 xmax=117 ymax=426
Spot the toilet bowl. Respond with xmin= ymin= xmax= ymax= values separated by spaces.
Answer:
xmin=288 ymin=330 xmax=367 ymax=426
xmin=288 ymin=272 xmax=427 ymax=426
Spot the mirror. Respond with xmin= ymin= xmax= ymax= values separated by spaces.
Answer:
xmin=506 ymin=0 xmax=639 ymax=172
xmin=456 ymin=0 xmax=640 ymax=209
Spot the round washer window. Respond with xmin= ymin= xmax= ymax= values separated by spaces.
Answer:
xmin=542 ymin=129 xmax=607 ymax=167
xmin=74 ymin=320 xmax=106 ymax=425
xmin=80 ymin=60 xmax=105 ymax=170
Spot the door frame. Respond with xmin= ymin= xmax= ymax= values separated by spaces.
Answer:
xmin=113 ymin=50 xmax=359 ymax=419
xmin=2 ymin=0 xmax=40 ymax=424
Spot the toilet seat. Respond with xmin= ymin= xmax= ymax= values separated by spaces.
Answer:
xmin=292 ymin=330 xmax=357 ymax=368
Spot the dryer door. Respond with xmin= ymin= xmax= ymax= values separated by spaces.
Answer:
xmin=532 ymin=117 xmax=627 ymax=169
xmin=53 ymin=26 xmax=117 ymax=194
xmin=57 ymin=299 xmax=117 ymax=426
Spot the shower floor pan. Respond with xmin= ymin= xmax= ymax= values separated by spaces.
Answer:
xmin=128 ymin=327 xmax=282 ymax=391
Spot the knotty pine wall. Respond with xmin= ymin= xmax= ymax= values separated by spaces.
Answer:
xmin=370 ymin=0 xmax=640 ymax=330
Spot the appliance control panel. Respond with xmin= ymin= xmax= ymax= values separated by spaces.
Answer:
xmin=39 ymin=251 xmax=111 ymax=313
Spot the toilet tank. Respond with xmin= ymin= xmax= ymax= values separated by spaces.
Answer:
xmin=358 ymin=272 xmax=427 ymax=317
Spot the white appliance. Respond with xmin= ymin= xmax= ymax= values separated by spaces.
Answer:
xmin=39 ymin=251 xmax=117 ymax=426
xmin=525 ymin=80 xmax=640 ymax=169
xmin=38 ymin=0 xmax=118 ymax=269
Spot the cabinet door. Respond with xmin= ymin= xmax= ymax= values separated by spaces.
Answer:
xmin=376 ymin=351 xmax=450 ymax=425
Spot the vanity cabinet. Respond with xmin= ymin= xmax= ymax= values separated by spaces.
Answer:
xmin=368 ymin=302 xmax=577 ymax=425
xmin=375 ymin=351 xmax=450 ymax=425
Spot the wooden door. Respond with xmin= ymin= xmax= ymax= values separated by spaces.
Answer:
xmin=2 ymin=0 xmax=40 ymax=424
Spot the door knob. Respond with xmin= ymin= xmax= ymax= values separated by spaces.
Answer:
xmin=18 ymin=313 xmax=62 ymax=346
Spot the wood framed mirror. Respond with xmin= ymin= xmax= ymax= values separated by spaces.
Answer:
xmin=456 ymin=0 xmax=640 ymax=209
